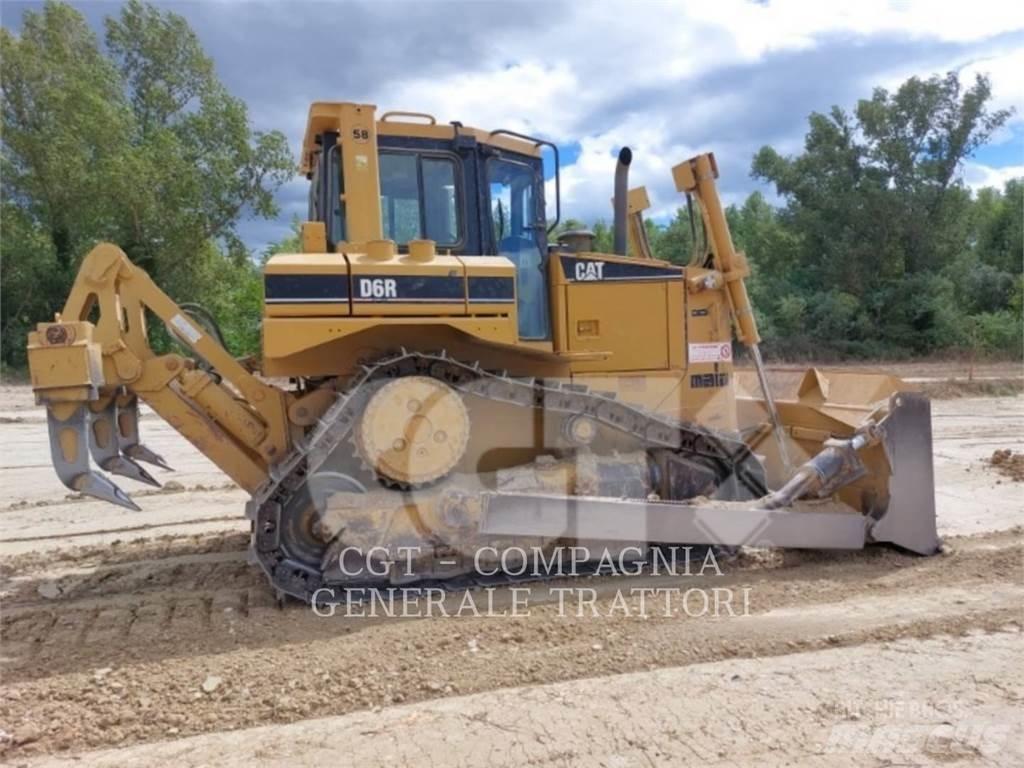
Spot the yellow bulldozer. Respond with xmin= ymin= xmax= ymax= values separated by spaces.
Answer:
xmin=26 ymin=102 xmax=939 ymax=602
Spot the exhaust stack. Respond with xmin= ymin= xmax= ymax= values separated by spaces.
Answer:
xmin=613 ymin=147 xmax=632 ymax=255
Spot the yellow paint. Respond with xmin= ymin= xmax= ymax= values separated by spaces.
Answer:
xmin=673 ymin=153 xmax=760 ymax=345
xmin=301 ymin=102 xmax=540 ymax=178
xmin=355 ymin=376 xmax=471 ymax=485
xmin=300 ymin=221 xmax=327 ymax=253
xmin=264 ymin=252 xmax=350 ymax=318
xmin=347 ymin=248 xmax=466 ymax=317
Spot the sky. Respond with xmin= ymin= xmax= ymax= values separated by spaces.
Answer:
xmin=3 ymin=0 xmax=1023 ymax=255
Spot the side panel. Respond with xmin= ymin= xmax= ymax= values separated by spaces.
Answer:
xmin=572 ymin=368 xmax=736 ymax=432
xmin=680 ymin=268 xmax=737 ymax=430
xmin=263 ymin=253 xmax=350 ymax=318
xmin=567 ymin=282 xmax=669 ymax=371
xmin=550 ymin=253 xmax=737 ymax=429
xmin=464 ymin=256 xmax=518 ymax=317
xmin=554 ymin=253 xmax=684 ymax=374
xmin=260 ymin=317 xmax=525 ymax=378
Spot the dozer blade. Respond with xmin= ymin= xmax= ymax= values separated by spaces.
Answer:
xmin=114 ymin=393 xmax=173 ymax=472
xmin=88 ymin=398 xmax=161 ymax=488
xmin=868 ymin=392 xmax=940 ymax=555
xmin=47 ymin=404 xmax=140 ymax=510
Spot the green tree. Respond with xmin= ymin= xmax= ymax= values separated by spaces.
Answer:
xmin=1 ymin=0 xmax=294 ymax=368
xmin=651 ymin=206 xmax=697 ymax=264
xmin=103 ymin=0 xmax=293 ymax=288
xmin=725 ymin=193 xmax=805 ymax=353
xmin=1 ymin=2 xmax=130 ymax=273
xmin=750 ymin=72 xmax=1014 ymax=356
xmin=263 ymin=215 xmax=304 ymax=262
xmin=974 ymin=179 xmax=1023 ymax=275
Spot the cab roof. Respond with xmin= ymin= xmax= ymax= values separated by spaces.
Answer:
xmin=300 ymin=101 xmax=542 ymax=174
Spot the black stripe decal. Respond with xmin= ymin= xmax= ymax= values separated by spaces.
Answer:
xmin=266 ymin=273 xmax=517 ymax=305
xmin=265 ymin=274 xmax=348 ymax=303
xmin=560 ymin=255 xmax=683 ymax=282
xmin=468 ymin=276 xmax=515 ymax=303
xmin=352 ymin=275 xmax=464 ymax=303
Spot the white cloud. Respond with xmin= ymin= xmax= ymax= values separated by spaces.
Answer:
xmin=362 ymin=1 xmax=1024 ymax=226
xmin=960 ymin=47 xmax=1024 ymax=126
xmin=383 ymin=61 xmax=581 ymax=140
xmin=962 ymin=162 xmax=1024 ymax=191
xmin=70 ymin=0 xmax=1012 ymax=246
xmin=689 ymin=0 xmax=1024 ymax=56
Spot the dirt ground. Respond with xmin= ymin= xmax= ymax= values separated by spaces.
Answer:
xmin=17 ymin=631 xmax=1024 ymax=768
xmin=1 ymin=364 xmax=1021 ymax=766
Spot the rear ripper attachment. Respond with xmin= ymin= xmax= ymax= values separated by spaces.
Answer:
xmin=27 ymin=243 xmax=290 ymax=510
xmin=45 ymin=394 xmax=169 ymax=511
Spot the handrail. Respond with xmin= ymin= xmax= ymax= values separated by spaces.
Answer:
xmin=488 ymin=129 xmax=561 ymax=234
xmin=380 ymin=111 xmax=437 ymax=125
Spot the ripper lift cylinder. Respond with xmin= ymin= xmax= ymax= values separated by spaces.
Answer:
xmin=179 ymin=368 xmax=268 ymax=447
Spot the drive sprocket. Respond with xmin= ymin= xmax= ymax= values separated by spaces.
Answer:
xmin=354 ymin=375 xmax=471 ymax=486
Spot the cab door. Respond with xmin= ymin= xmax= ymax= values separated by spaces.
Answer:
xmin=486 ymin=156 xmax=551 ymax=340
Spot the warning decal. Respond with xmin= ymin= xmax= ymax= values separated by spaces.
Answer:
xmin=688 ymin=342 xmax=733 ymax=363
xmin=170 ymin=313 xmax=202 ymax=345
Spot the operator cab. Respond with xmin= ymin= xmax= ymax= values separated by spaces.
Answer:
xmin=303 ymin=105 xmax=559 ymax=341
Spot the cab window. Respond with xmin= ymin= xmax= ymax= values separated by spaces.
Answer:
xmin=379 ymin=152 xmax=461 ymax=247
xmin=488 ymin=157 xmax=550 ymax=340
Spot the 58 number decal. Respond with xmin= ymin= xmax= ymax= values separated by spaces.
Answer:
xmin=351 ymin=127 xmax=370 ymax=143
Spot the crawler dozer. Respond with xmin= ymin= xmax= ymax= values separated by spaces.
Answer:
xmin=27 ymin=102 xmax=940 ymax=602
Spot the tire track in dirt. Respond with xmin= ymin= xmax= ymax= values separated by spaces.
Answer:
xmin=1 ymin=577 xmax=1019 ymax=758
xmin=1 ymin=528 xmax=1019 ymax=680
xmin=0 ymin=525 xmax=1020 ymax=758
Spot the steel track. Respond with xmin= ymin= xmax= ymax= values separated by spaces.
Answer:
xmin=248 ymin=350 xmax=768 ymax=602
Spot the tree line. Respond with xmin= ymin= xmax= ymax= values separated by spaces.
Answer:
xmin=566 ymin=74 xmax=1021 ymax=360
xmin=3 ymin=1 xmax=1020 ymax=371
xmin=2 ymin=0 xmax=291 ymax=367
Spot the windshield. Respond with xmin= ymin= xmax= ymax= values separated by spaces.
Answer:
xmin=488 ymin=158 xmax=549 ymax=340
